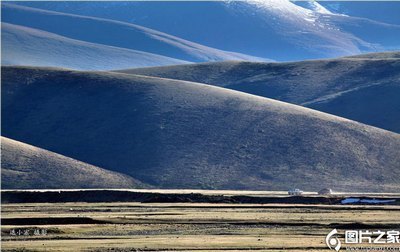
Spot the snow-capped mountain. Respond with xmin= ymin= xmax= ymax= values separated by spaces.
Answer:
xmin=11 ymin=0 xmax=400 ymax=61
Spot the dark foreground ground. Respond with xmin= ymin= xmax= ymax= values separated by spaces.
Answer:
xmin=2 ymin=190 xmax=400 ymax=251
xmin=2 ymin=189 xmax=400 ymax=205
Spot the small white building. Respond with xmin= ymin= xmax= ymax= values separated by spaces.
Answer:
xmin=288 ymin=188 xmax=303 ymax=196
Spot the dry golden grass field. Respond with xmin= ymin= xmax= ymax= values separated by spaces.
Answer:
xmin=2 ymin=200 xmax=400 ymax=252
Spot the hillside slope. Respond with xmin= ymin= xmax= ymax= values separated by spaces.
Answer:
xmin=1 ymin=137 xmax=146 ymax=189
xmin=123 ymin=56 xmax=400 ymax=133
xmin=2 ymin=23 xmax=189 ymax=70
xmin=1 ymin=4 xmax=265 ymax=63
xmin=2 ymin=66 xmax=400 ymax=192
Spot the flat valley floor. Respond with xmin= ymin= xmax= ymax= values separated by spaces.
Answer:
xmin=2 ymin=202 xmax=400 ymax=251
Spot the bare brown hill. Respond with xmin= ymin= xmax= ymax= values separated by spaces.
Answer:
xmin=2 ymin=66 xmax=400 ymax=191
xmin=2 ymin=137 xmax=147 ymax=189
xmin=122 ymin=55 xmax=400 ymax=133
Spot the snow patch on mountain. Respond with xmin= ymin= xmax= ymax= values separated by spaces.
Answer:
xmin=227 ymin=0 xmax=381 ymax=57
xmin=298 ymin=1 xmax=335 ymax=15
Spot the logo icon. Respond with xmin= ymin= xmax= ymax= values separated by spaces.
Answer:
xmin=345 ymin=230 xmax=359 ymax=243
xmin=326 ymin=229 xmax=342 ymax=251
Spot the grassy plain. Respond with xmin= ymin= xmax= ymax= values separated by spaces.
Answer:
xmin=2 ymin=202 xmax=400 ymax=251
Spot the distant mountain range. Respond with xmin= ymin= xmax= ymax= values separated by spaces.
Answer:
xmin=2 ymin=3 xmax=265 ymax=70
xmin=2 ymin=66 xmax=400 ymax=191
xmin=7 ymin=0 xmax=400 ymax=61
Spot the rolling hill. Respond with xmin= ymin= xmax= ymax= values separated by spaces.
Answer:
xmin=2 ymin=23 xmax=189 ymax=70
xmin=11 ymin=1 xmax=400 ymax=61
xmin=2 ymin=66 xmax=400 ymax=192
xmin=345 ymin=51 xmax=400 ymax=59
xmin=123 ymin=56 xmax=400 ymax=133
xmin=1 ymin=137 xmax=146 ymax=189
xmin=1 ymin=3 xmax=265 ymax=63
